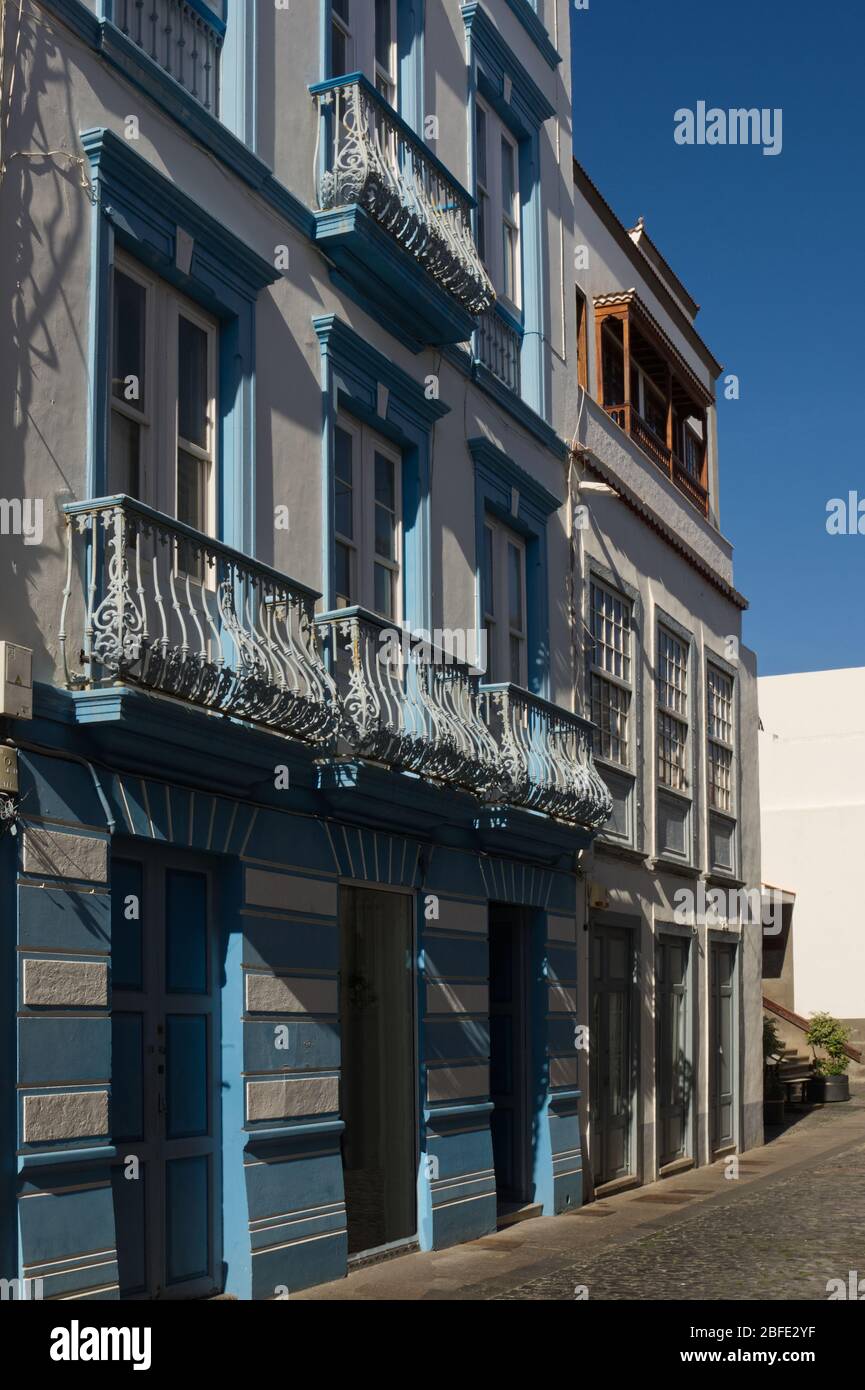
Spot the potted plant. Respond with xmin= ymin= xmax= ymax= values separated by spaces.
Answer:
xmin=763 ymin=1015 xmax=786 ymax=1124
xmin=805 ymin=1012 xmax=851 ymax=1102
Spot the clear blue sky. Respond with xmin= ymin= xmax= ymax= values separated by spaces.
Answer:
xmin=570 ymin=0 xmax=865 ymax=676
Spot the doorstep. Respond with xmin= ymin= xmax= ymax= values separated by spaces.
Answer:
xmin=497 ymin=1202 xmax=544 ymax=1229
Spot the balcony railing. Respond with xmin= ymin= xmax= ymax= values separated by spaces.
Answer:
xmin=481 ymin=685 xmax=613 ymax=829
xmin=317 ymin=608 xmax=504 ymax=799
xmin=61 ymin=501 xmax=611 ymax=831
xmin=312 ymin=75 xmax=495 ymax=316
xmin=604 ymin=403 xmax=709 ymax=517
xmin=61 ymin=498 xmax=337 ymax=745
xmin=476 ymin=308 xmax=522 ymax=395
xmin=672 ymin=454 xmax=709 ymax=513
xmin=113 ymin=0 xmax=224 ymax=112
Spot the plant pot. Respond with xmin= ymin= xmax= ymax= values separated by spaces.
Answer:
xmin=763 ymin=1097 xmax=786 ymax=1125
xmin=806 ymin=1074 xmax=850 ymax=1104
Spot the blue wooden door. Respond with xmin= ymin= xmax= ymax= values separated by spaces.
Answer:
xmin=111 ymin=852 xmax=220 ymax=1299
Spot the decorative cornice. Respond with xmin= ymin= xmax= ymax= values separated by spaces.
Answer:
xmin=469 ymin=436 xmax=561 ymax=519
xmin=461 ymin=2 xmax=556 ymax=129
xmin=502 ymin=0 xmax=562 ymax=69
xmin=81 ymin=128 xmax=280 ymax=299
xmin=313 ymin=314 xmax=450 ymax=427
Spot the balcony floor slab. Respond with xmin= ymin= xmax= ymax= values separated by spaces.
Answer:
xmin=313 ymin=205 xmax=477 ymax=351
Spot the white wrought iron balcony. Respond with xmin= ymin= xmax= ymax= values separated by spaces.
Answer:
xmin=481 ymin=684 xmax=614 ymax=829
xmin=475 ymin=307 xmax=522 ymax=396
xmin=61 ymin=498 xmax=338 ymax=745
xmin=317 ymin=607 xmax=503 ymax=800
xmin=60 ymin=501 xmax=611 ymax=831
xmin=310 ymin=75 xmax=495 ymax=342
xmin=112 ymin=0 xmax=225 ymax=112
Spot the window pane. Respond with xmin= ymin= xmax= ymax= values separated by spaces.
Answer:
xmin=508 ymin=542 xmax=523 ymax=628
xmin=334 ymin=428 xmax=354 ymax=540
xmin=503 ymin=223 xmax=516 ymax=300
xmin=501 ymin=136 xmax=515 ymax=210
xmin=482 ymin=524 xmax=494 ymax=615
xmin=475 ymin=105 xmax=487 ymax=185
xmin=477 ymin=191 xmax=487 ymax=263
xmin=335 ymin=541 xmax=352 ymax=607
xmin=109 ymin=411 xmax=141 ymax=498
xmin=178 ymin=317 xmax=209 ymax=449
xmin=332 ymin=0 xmax=349 ymax=21
xmin=374 ymin=562 xmax=394 ymax=619
xmin=331 ymin=23 xmax=347 ymax=77
xmin=374 ymin=0 xmax=391 ymax=68
xmin=374 ymin=452 xmax=395 ymax=510
xmin=374 ymin=502 xmax=395 ymax=560
xmin=509 ymin=634 xmax=522 ymax=687
xmin=112 ymin=271 xmax=146 ymax=410
xmin=177 ymin=449 xmax=206 ymax=533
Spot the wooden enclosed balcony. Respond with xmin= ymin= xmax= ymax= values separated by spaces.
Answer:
xmin=595 ymin=292 xmax=712 ymax=517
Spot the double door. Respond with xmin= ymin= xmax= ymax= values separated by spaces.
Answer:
xmin=111 ymin=851 xmax=220 ymax=1299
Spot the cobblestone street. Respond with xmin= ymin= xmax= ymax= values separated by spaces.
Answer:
xmin=298 ymin=1097 xmax=865 ymax=1301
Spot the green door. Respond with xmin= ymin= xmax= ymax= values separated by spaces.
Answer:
xmin=111 ymin=851 xmax=221 ymax=1299
xmin=656 ymin=936 xmax=690 ymax=1166
xmin=710 ymin=942 xmax=736 ymax=1152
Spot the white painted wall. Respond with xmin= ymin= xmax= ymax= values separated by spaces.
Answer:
xmin=758 ymin=668 xmax=865 ymax=1020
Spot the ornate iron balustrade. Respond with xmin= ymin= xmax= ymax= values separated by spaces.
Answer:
xmin=312 ymin=76 xmax=495 ymax=316
xmin=317 ymin=608 xmax=503 ymax=797
xmin=113 ymin=0 xmax=224 ymax=112
xmin=476 ymin=307 xmax=522 ymax=395
xmin=481 ymin=684 xmax=613 ymax=829
xmin=59 ymin=502 xmax=612 ymax=829
xmin=61 ymin=498 xmax=338 ymax=745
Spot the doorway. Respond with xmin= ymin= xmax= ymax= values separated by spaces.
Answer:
xmin=489 ymin=905 xmax=533 ymax=1211
xmin=710 ymin=941 xmax=737 ymax=1153
xmin=110 ymin=851 xmax=221 ymax=1299
xmin=339 ymin=886 xmax=416 ymax=1257
xmin=590 ymin=923 xmax=635 ymax=1188
xmin=656 ymin=935 xmax=691 ymax=1167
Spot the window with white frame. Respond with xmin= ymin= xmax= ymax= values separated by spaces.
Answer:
xmin=109 ymin=254 xmax=217 ymax=544
xmin=330 ymin=0 xmax=354 ymax=78
xmin=334 ymin=416 xmax=402 ymax=620
xmin=474 ymin=97 xmax=521 ymax=310
xmin=374 ymin=0 xmax=397 ymax=103
xmin=589 ymin=579 xmax=632 ymax=766
xmin=481 ymin=516 xmax=527 ymax=687
xmin=329 ymin=0 xmax=398 ymax=107
xmin=706 ymin=663 xmax=734 ymax=812
xmin=657 ymin=627 xmax=689 ymax=791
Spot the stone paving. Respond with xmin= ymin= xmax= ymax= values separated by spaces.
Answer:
xmin=296 ymin=1096 xmax=865 ymax=1301
xmin=494 ymin=1136 xmax=865 ymax=1300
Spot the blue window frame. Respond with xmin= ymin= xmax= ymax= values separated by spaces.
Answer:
xmin=469 ymin=437 xmax=559 ymax=698
xmin=320 ymin=0 xmax=425 ymax=130
xmin=463 ymin=3 xmax=556 ymax=421
xmin=82 ymin=128 xmax=278 ymax=556
xmin=314 ymin=315 xmax=448 ymax=629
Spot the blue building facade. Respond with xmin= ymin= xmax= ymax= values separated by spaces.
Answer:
xmin=0 ymin=0 xmax=616 ymax=1297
